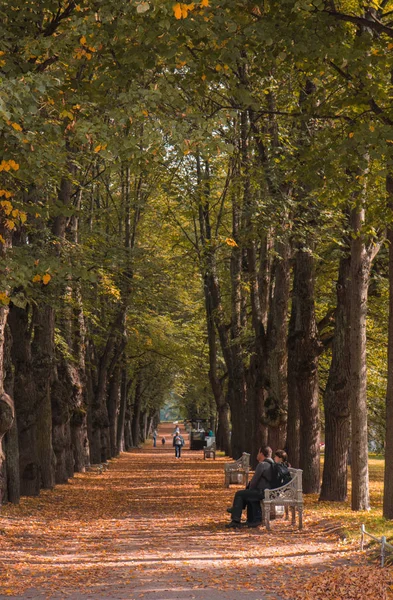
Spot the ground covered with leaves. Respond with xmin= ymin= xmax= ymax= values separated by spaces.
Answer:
xmin=0 ymin=424 xmax=392 ymax=599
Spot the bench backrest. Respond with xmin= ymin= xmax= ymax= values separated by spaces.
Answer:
xmin=264 ymin=467 xmax=303 ymax=504
xmin=224 ymin=452 xmax=250 ymax=471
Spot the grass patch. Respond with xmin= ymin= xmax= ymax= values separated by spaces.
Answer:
xmin=306 ymin=457 xmax=393 ymax=545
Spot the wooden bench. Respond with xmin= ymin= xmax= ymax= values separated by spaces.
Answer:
xmin=224 ymin=452 xmax=250 ymax=487
xmin=203 ymin=437 xmax=216 ymax=459
xmin=263 ymin=467 xmax=303 ymax=531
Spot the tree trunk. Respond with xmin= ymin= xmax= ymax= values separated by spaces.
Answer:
xmin=384 ymin=174 xmax=393 ymax=518
xmin=116 ymin=369 xmax=128 ymax=453
xmin=0 ymin=306 xmax=14 ymax=506
xmin=108 ymin=366 xmax=121 ymax=457
xmin=349 ymin=205 xmax=373 ymax=511
xmin=8 ymin=305 xmax=41 ymax=496
xmin=4 ymin=323 xmax=19 ymax=504
xmin=320 ymin=253 xmax=351 ymax=501
xmin=266 ymin=242 xmax=291 ymax=451
xmin=287 ymin=247 xmax=321 ymax=493
xmin=131 ymin=372 xmax=142 ymax=448
xmin=31 ymin=304 xmax=56 ymax=489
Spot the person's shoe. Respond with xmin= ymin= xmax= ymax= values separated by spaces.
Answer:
xmin=226 ymin=507 xmax=234 ymax=514
xmin=246 ymin=521 xmax=262 ymax=528
xmin=225 ymin=520 xmax=242 ymax=529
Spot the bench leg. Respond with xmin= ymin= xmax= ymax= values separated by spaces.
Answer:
xmin=265 ymin=504 xmax=271 ymax=531
xmin=291 ymin=506 xmax=296 ymax=526
xmin=298 ymin=507 xmax=303 ymax=530
xmin=285 ymin=505 xmax=289 ymax=520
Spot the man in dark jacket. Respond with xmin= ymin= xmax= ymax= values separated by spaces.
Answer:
xmin=225 ymin=446 xmax=274 ymax=528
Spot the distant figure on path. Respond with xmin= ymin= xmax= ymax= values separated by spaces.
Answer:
xmin=161 ymin=436 xmax=166 ymax=445
xmin=173 ymin=431 xmax=185 ymax=458
xmin=226 ymin=446 xmax=274 ymax=528
xmin=152 ymin=429 xmax=157 ymax=447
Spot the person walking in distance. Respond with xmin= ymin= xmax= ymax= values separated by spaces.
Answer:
xmin=152 ymin=428 xmax=157 ymax=447
xmin=173 ymin=430 xmax=184 ymax=458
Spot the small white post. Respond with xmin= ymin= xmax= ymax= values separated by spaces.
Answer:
xmin=360 ymin=524 xmax=365 ymax=551
xmin=381 ymin=536 xmax=386 ymax=568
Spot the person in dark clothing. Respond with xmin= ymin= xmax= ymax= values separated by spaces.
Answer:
xmin=225 ymin=446 xmax=274 ymax=528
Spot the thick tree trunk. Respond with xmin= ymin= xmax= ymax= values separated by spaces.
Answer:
xmin=0 ymin=306 xmax=14 ymax=506
xmin=4 ymin=324 xmax=19 ymax=504
xmin=203 ymin=273 xmax=231 ymax=455
xmin=116 ymin=369 xmax=128 ymax=453
xmin=320 ymin=254 xmax=351 ymax=501
xmin=349 ymin=206 xmax=373 ymax=511
xmin=216 ymin=402 xmax=231 ymax=455
xmin=31 ymin=304 xmax=56 ymax=489
xmin=131 ymin=373 xmax=142 ymax=448
xmin=384 ymin=175 xmax=393 ymax=518
xmin=8 ymin=305 xmax=41 ymax=496
xmin=266 ymin=243 xmax=290 ymax=451
xmin=108 ymin=366 xmax=121 ymax=457
xmin=51 ymin=371 xmax=72 ymax=484
xmin=287 ymin=248 xmax=321 ymax=493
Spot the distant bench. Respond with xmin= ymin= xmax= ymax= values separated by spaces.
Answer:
xmin=224 ymin=452 xmax=250 ymax=487
xmin=263 ymin=467 xmax=303 ymax=530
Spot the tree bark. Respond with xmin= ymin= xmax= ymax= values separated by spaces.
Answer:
xmin=31 ymin=304 xmax=56 ymax=489
xmin=116 ymin=369 xmax=128 ymax=453
xmin=8 ymin=305 xmax=41 ymax=496
xmin=108 ymin=366 xmax=121 ymax=457
xmin=320 ymin=253 xmax=351 ymax=501
xmin=266 ymin=242 xmax=291 ymax=451
xmin=0 ymin=306 xmax=14 ymax=506
xmin=384 ymin=173 xmax=393 ymax=518
xmin=131 ymin=371 xmax=142 ymax=448
xmin=287 ymin=247 xmax=322 ymax=492
xmin=349 ymin=205 xmax=374 ymax=511
xmin=4 ymin=323 xmax=19 ymax=504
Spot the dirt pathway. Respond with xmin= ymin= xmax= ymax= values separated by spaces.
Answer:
xmin=0 ymin=423 xmax=381 ymax=599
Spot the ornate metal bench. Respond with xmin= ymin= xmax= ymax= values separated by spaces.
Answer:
xmin=224 ymin=452 xmax=250 ymax=487
xmin=263 ymin=467 xmax=303 ymax=530
xmin=203 ymin=437 xmax=216 ymax=459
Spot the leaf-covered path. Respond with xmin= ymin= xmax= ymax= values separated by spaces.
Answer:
xmin=0 ymin=424 xmax=390 ymax=600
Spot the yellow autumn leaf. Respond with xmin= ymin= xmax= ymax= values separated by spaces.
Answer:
xmin=12 ymin=209 xmax=19 ymax=218
xmin=173 ymin=3 xmax=182 ymax=18
xmin=0 ymin=292 xmax=9 ymax=305
xmin=0 ymin=235 xmax=5 ymax=244
xmin=0 ymin=201 xmax=13 ymax=215
xmin=80 ymin=35 xmax=87 ymax=45
xmin=32 ymin=274 xmax=41 ymax=283
xmin=5 ymin=219 xmax=15 ymax=230
xmin=42 ymin=273 xmax=51 ymax=285
xmin=370 ymin=124 xmax=375 ymax=132
xmin=19 ymin=211 xmax=27 ymax=224
xmin=349 ymin=132 xmax=354 ymax=138
xmin=94 ymin=145 xmax=102 ymax=153
xmin=389 ymin=43 xmax=393 ymax=50
xmin=11 ymin=122 xmax=22 ymax=132
xmin=225 ymin=237 xmax=238 ymax=247
xmin=200 ymin=0 xmax=209 ymax=6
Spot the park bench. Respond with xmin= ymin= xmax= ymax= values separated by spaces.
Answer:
xmin=263 ymin=467 xmax=303 ymax=531
xmin=203 ymin=437 xmax=216 ymax=459
xmin=224 ymin=452 xmax=250 ymax=487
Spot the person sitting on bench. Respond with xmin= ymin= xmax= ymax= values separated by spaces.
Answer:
xmin=225 ymin=446 xmax=274 ymax=529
